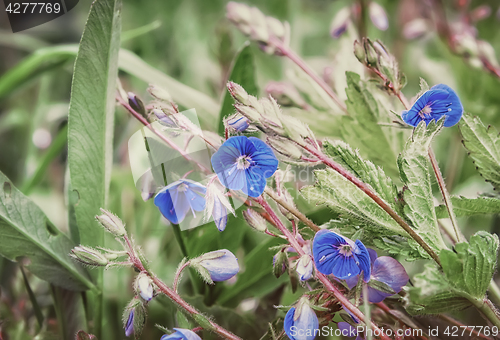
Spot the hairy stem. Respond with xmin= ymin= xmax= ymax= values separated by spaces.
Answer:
xmin=264 ymin=187 xmax=320 ymax=232
xmin=173 ymin=260 xmax=191 ymax=293
xmin=428 ymin=148 xmax=464 ymax=242
xmin=255 ymin=197 xmax=391 ymax=340
xmin=123 ymin=235 xmax=241 ymax=340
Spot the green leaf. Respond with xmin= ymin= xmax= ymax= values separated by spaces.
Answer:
xmin=301 ymin=168 xmax=403 ymax=236
xmin=440 ymin=231 xmax=499 ymax=298
xmin=407 ymin=264 xmax=471 ymax=315
xmin=67 ymin=0 xmax=122 ymax=336
xmin=460 ymin=113 xmax=500 ymax=190
xmin=341 ymin=72 xmax=400 ymax=177
xmin=217 ymin=43 xmax=259 ymax=134
xmin=0 ymin=171 xmax=93 ymax=291
xmin=435 ymin=196 xmax=500 ymax=218
xmin=398 ymin=120 xmax=447 ymax=252
xmin=323 ymin=140 xmax=402 ymax=215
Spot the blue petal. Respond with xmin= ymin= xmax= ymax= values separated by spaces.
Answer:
xmin=331 ymin=254 xmax=360 ymax=280
xmin=293 ymin=305 xmax=319 ymax=340
xmin=154 ymin=184 xmax=185 ymax=224
xmin=247 ymin=137 xmax=279 ymax=178
xmin=313 ymin=230 xmax=346 ymax=275
xmin=220 ymin=165 xmax=246 ymax=191
xmin=213 ymin=197 xmax=227 ymax=232
xmin=125 ymin=310 xmax=134 ymax=337
xmin=183 ymin=186 xmax=206 ymax=212
xmin=337 ymin=322 xmax=362 ymax=339
xmin=243 ymin=167 xmax=268 ymax=197
xmin=353 ymin=240 xmax=371 ymax=281
xmin=284 ymin=307 xmax=296 ymax=340
xmin=431 ymin=84 xmax=463 ymax=127
xmin=200 ymin=249 xmax=239 ymax=281
xmin=368 ymin=256 xmax=409 ymax=303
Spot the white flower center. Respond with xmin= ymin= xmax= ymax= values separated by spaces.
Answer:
xmin=338 ymin=244 xmax=352 ymax=257
xmin=236 ymin=155 xmax=252 ymax=170
xmin=418 ymin=105 xmax=432 ymax=118
xmin=177 ymin=183 xmax=188 ymax=192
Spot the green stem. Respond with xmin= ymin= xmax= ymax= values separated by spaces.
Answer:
xmin=469 ymin=296 xmax=500 ymax=328
xmin=488 ymin=280 xmax=500 ymax=306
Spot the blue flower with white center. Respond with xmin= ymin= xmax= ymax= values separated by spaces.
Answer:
xmin=211 ymin=136 xmax=279 ymax=197
xmin=346 ymin=249 xmax=409 ymax=303
xmin=154 ymin=179 xmax=206 ymax=224
xmin=401 ymin=84 xmax=463 ymax=127
xmin=284 ymin=301 xmax=319 ymax=340
xmin=312 ymin=230 xmax=371 ymax=280
xmin=160 ymin=328 xmax=201 ymax=340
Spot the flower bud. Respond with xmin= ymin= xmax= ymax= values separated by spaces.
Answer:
xmin=135 ymin=273 xmax=154 ymax=302
xmin=148 ymin=84 xmax=172 ymax=102
xmin=153 ymin=108 xmax=177 ymax=128
xmin=96 ymin=209 xmax=126 ymax=237
xmin=226 ymin=114 xmax=250 ymax=132
xmin=403 ymin=19 xmax=429 ymax=40
xmin=127 ymin=92 xmax=146 ymax=116
xmin=192 ymin=249 xmax=239 ymax=282
xmin=296 ymin=254 xmax=313 ymax=281
xmin=227 ymin=81 xmax=250 ymax=105
xmin=267 ymin=137 xmax=303 ymax=160
xmin=471 ymin=5 xmax=491 ymax=22
xmin=139 ymin=170 xmax=156 ymax=202
xmin=242 ymin=208 xmax=268 ymax=232
xmin=70 ymin=246 xmax=108 ymax=266
xmin=365 ymin=39 xmax=379 ymax=67
xmin=369 ymin=2 xmax=388 ymax=31
xmin=226 ymin=2 xmax=269 ymax=42
xmin=161 ymin=328 xmax=202 ymax=340
xmin=273 ymin=250 xmax=288 ymax=278
xmin=284 ymin=297 xmax=319 ymax=339
xmin=353 ymin=40 xmax=366 ymax=64
xmin=330 ymin=7 xmax=351 ymax=39
xmin=123 ymin=298 xmax=146 ymax=338
xmin=234 ymin=104 xmax=261 ymax=122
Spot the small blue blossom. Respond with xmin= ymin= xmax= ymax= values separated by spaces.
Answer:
xmin=198 ymin=249 xmax=240 ymax=282
xmin=337 ymin=322 xmax=363 ymax=340
xmin=402 ymin=84 xmax=463 ymax=127
xmin=346 ymin=249 xmax=409 ymax=303
xmin=137 ymin=275 xmax=154 ymax=302
xmin=312 ymin=230 xmax=371 ymax=280
xmin=154 ymin=179 xmax=206 ymax=224
xmin=284 ymin=303 xmax=319 ymax=340
xmin=212 ymin=195 xmax=228 ymax=231
xmin=124 ymin=309 xmax=134 ymax=337
xmin=296 ymin=254 xmax=313 ymax=281
xmin=211 ymin=136 xmax=279 ymax=197
xmin=160 ymin=328 xmax=201 ymax=340
xmin=227 ymin=114 xmax=250 ymax=132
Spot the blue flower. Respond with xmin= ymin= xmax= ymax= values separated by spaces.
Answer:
xmin=284 ymin=304 xmax=319 ymax=340
xmin=312 ymin=230 xmax=371 ymax=280
xmin=154 ymin=179 xmax=206 ymax=224
xmin=124 ymin=309 xmax=134 ymax=337
xmin=160 ymin=328 xmax=201 ymax=340
xmin=346 ymin=249 xmax=409 ymax=303
xmin=198 ymin=249 xmax=239 ymax=282
xmin=402 ymin=84 xmax=463 ymax=127
xmin=211 ymin=136 xmax=279 ymax=197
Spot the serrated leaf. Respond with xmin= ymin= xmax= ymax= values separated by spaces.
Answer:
xmin=0 ymin=171 xmax=93 ymax=291
xmin=398 ymin=120 xmax=447 ymax=252
xmin=301 ymin=168 xmax=403 ymax=236
xmin=440 ymin=231 xmax=499 ymax=298
xmin=435 ymin=196 xmax=500 ymax=218
xmin=218 ymin=43 xmax=258 ymax=134
xmin=323 ymin=140 xmax=402 ymax=215
xmin=341 ymin=72 xmax=400 ymax=177
xmin=407 ymin=264 xmax=471 ymax=315
xmin=460 ymin=113 xmax=500 ymax=190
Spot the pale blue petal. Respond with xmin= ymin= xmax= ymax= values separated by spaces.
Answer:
xmin=200 ymin=249 xmax=239 ymax=281
xmin=243 ymin=167 xmax=267 ymax=197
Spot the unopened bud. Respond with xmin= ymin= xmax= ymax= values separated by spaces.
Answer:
xmin=267 ymin=137 xmax=302 ymax=160
xmin=127 ymin=92 xmax=146 ymax=116
xmin=96 ymin=209 xmax=126 ymax=237
xmin=403 ymin=19 xmax=429 ymax=40
xmin=123 ymin=298 xmax=146 ymax=338
xmin=353 ymin=40 xmax=366 ymax=64
xmin=192 ymin=249 xmax=239 ymax=282
xmin=266 ymin=16 xmax=285 ymax=40
xmin=242 ymin=208 xmax=267 ymax=232
xmin=153 ymin=108 xmax=177 ymax=128
xmin=70 ymin=246 xmax=108 ymax=266
xmin=296 ymin=254 xmax=313 ymax=281
xmin=148 ymin=84 xmax=172 ymax=102
xmin=235 ymin=104 xmax=261 ymax=122
xmin=226 ymin=114 xmax=250 ymax=132
xmin=135 ymin=274 xmax=154 ymax=302
xmin=369 ymin=2 xmax=388 ymax=31
xmin=273 ymin=250 xmax=288 ymax=278
xmin=330 ymin=7 xmax=351 ymax=38
xmin=365 ymin=39 xmax=379 ymax=67
xmin=227 ymin=81 xmax=250 ymax=105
